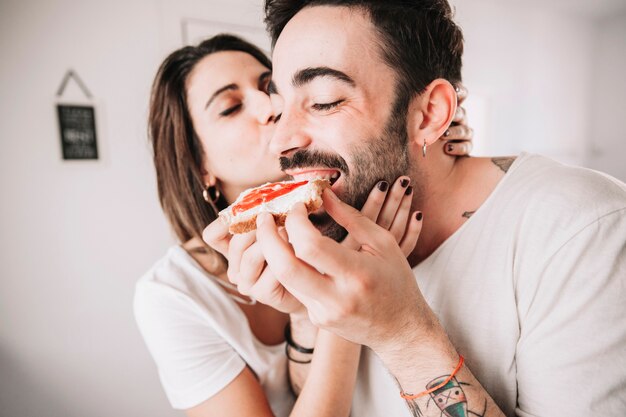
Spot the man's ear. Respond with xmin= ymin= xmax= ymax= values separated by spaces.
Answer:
xmin=407 ymin=79 xmax=457 ymax=150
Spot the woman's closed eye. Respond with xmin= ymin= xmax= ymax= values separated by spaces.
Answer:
xmin=219 ymin=103 xmax=242 ymax=117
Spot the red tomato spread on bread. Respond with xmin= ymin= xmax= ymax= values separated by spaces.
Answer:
xmin=232 ymin=180 xmax=309 ymax=215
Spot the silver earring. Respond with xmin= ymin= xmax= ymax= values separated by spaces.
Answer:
xmin=422 ymin=140 xmax=427 ymax=158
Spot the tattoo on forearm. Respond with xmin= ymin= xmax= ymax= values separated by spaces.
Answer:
xmin=426 ymin=376 xmax=481 ymax=417
xmin=491 ymin=157 xmax=516 ymax=174
xmin=401 ymin=375 xmax=488 ymax=417
xmin=462 ymin=211 xmax=475 ymax=219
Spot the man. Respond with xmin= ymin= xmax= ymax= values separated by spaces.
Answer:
xmin=206 ymin=1 xmax=626 ymax=415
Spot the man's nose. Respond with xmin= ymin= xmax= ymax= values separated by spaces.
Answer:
xmin=269 ymin=109 xmax=311 ymax=157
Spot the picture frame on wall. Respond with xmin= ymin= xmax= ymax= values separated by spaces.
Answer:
xmin=55 ymin=69 xmax=99 ymax=161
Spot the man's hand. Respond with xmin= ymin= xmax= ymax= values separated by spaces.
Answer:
xmin=255 ymin=189 xmax=429 ymax=351
xmin=202 ymin=176 xmax=421 ymax=317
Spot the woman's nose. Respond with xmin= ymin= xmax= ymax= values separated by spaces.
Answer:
xmin=269 ymin=109 xmax=311 ymax=157
xmin=250 ymin=90 xmax=275 ymax=125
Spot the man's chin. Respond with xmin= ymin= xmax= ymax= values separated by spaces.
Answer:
xmin=308 ymin=212 xmax=348 ymax=242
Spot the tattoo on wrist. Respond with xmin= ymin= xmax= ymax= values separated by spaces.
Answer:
xmin=462 ymin=211 xmax=475 ymax=219
xmin=491 ymin=157 xmax=516 ymax=174
xmin=401 ymin=376 xmax=489 ymax=417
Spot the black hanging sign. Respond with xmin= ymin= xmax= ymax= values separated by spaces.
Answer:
xmin=56 ymin=70 xmax=99 ymax=160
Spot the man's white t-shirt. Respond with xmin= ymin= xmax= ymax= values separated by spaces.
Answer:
xmin=134 ymin=246 xmax=294 ymax=415
xmin=352 ymin=154 xmax=626 ymax=417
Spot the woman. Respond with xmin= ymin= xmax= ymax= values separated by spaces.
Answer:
xmin=134 ymin=34 xmax=473 ymax=417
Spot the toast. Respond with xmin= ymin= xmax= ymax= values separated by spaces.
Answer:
xmin=219 ymin=178 xmax=330 ymax=234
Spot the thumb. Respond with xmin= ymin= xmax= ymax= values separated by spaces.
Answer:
xmin=203 ymin=217 xmax=232 ymax=257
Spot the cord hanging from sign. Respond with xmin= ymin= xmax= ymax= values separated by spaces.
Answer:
xmin=56 ymin=69 xmax=99 ymax=160
xmin=56 ymin=69 xmax=93 ymax=99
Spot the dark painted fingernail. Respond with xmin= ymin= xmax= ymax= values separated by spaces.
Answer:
xmin=447 ymin=144 xmax=454 ymax=153
xmin=444 ymin=129 xmax=451 ymax=137
xmin=400 ymin=178 xmax=410 ymax=188
xmin=416 ymin=212 xmax=423 ymax=221
xmin=405 ymin=185 xmax=413 ymax=195
xmin=377 ymin=181 xmax=389 ymax=192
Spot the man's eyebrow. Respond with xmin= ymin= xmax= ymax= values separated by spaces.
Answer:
xmin=205 ymin=84 xmax=238 ymax=109
xmin=292 ymin=67 xmax=356 ymax=88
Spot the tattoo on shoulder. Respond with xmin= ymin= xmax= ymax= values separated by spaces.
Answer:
xmin=491 ymin=157 xmax=516 ymax=173
xmin=462 ymin=211 xmax=475 ymax=219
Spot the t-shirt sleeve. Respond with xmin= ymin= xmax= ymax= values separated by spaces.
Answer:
xmin=515 ymin=208 xmax=626 ymax=416
xmin=133 ymin=280 xmax=246 ymax=409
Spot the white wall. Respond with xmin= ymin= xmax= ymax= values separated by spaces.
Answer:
xmin=0 ymin=1 xmax=175 ymax=416
xmin=0 ymin=1 xmax=260 ymax=416
xmin=587 ymin=11 xmax=626 ymax=181
xmin=451 ymin=0 xmax=596 ymax=165
xmin=0 ymin=1 xmax=624 ymax=416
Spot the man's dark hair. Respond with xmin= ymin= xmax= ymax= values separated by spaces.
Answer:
xmin=264 ymin=0 xmax=463 ymax=109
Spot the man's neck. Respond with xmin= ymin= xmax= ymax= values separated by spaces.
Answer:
xmin=408 ymin=155 xmax=514 ymax=267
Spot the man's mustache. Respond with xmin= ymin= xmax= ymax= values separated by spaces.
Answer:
xmin=279 ymin=150 xmax=350 ymax=175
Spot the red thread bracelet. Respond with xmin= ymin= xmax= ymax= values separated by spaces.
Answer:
xmin=400 ymin=355 xmax=464 ymax=400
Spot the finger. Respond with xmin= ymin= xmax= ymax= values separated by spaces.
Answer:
xmin=452 ymin=105 xmax=467 ymax=124
xmin=256 ymin=211 xmax=330 ymax=300
xmin=359 ymin=180 xmax=390 ymax=221
xmin=227 ymin=231 xmax=257 ymax=283
xmin=237 ymin=242 xmax=267 ymax=295
xmin=202 ymin=219 xmax=232 ymax=257
xmin=399 ymin=211 xmax=423 ymax=256
xmin=445 ymin=124 xmax=473 ymax=142
xmin=249 ymin=268 xmax=302 ymax=313
xmin=285 ymin=203 xmax=356 ymax=276
xmin=377 ymin=176 xmax=411 ymax=230
xmin=343 ymin=180 xmax=389 ymax=250
xmin=277 ymin=227 xmax=289 ymax=242
xmin=388 ymin=185 xmax=413 ymax=243
xmin=444 ymin=140 xmax=473 ymax=157
xmin=322 ymin=189 xmax=394 ymax=252
xmin=455 ymin=83 xmax=468 ymax=104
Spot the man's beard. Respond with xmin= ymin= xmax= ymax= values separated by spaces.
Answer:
xmin=279 ymin=106 xmax=411 ymax=242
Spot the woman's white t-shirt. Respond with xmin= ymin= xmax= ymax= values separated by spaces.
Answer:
xmin=134 ymin=245 xmax=294 ymax=415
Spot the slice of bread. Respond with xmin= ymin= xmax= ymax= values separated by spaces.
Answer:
xmin=219 ymin=178 xmax=330 ymax=234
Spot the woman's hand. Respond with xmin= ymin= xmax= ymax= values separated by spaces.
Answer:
xmin=441 ymin=83 xmax=473 ymax=157
xmin=342 ymin=176 xmax=421 ymax=256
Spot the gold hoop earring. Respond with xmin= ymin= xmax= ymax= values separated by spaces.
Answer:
xmin=203 ymin=185 xmax=221 ymax=204
xmin=422 ymin=140 xmax=427 ymax=158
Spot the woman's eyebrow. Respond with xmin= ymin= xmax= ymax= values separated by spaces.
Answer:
xmin=259 ymin=70 xmax=272 ymax=88
xmin=205 ymin=84 xmax=238 ymax=109
xmin=268 ymin=80 xmax=278 ymax=95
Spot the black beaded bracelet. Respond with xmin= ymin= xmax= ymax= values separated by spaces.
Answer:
xmin=284 ymin=322 xmax=314 ymax=354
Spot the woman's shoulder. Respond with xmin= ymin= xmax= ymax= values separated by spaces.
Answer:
xmin=134 ymin=245 xmax=225 ymax=314
xmin=137 ymin=245 xmax=199 ymax=290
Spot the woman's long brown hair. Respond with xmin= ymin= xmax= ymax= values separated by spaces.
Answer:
xmin=148 ymin=34 xmax=272 ymax=260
